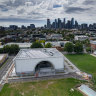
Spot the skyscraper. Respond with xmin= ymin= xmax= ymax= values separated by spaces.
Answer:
xmin=30 ymin=24 xmax=35 ymax=29
xmin=63 ymin=18 xmax=66 ymax=28
xmin=47 ymin=19 xmax=51 ymax=29
xmin=52 ymin=22 xmax=55 ymax=29
xmin=66 ymin=20 xmax=71 ymax=29
xmin=55 ymin=19 xmax=58 ymax=29
xmin=58 ymin=18 xmax=62 ymax=29
xmin=71 ymin=18 xmax=74 ymax=29
xmin=75 ymin=20 xmax=78 ymax=29
xmin=81 ymin=23 xmax=88 ymax=30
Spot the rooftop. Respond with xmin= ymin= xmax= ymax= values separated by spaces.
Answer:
xmin=75 ymin=35 xmax=88 ymax=37
xmin=0 ymin=43 xmax=32 ymax=49
xmin=91 ymin=41 xmax=96 ymax=44
xmin=78 ymin=84 xmax=96 ymax=96
xmin=15 ymin=48 xmax=63 ymax=59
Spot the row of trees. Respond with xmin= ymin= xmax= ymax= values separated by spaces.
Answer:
xmin=64 ymin=42 xmax=83 ymax=53
xmin=31 ymin=41 xmax=84 ymax=54
xmin=0 ymin=41 xmax=84 ymax=55
xmin=0 ymin=44 xmax=20 ymax=54
xmin=0 ymin=42 xmax=52 ymax=55
xmin=31 ymin=41 xmax=52 ymax=48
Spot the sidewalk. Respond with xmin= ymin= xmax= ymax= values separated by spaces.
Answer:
xmin=90 ymin=54 xmax=96 ymax=57
xmin=64 ymin=55 xmax=80 ymax=72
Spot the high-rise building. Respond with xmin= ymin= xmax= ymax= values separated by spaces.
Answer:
xmin=9 ymin=25 xmax=18 ymax=30
xmin=75 ymin=20 xmax=78 ymax=29
xmin=81 ymin=23 xmax=88 ymax=30
xmin=66 ymin=20 xmax=71 ymax=29
xmin=93 ymin=23 xmax=96 ymax=29
xmin=30 ymin=24 xmax=35 ymax=29
xmin=52 ymin=22 xmax=55 ymax=29
xmin=47 ymin=19 xmax=51 ymax=29
xmin=71 ymin=18 xmax=74 ymax=29
xmin=21 ymin=25 xmax=26 ymax=29
xmin=44 ymin=25 xmax=47 ymax=28
xmin=61 ymin=18 xmax=66 ymax=28
xmin=58 ymin=18 xmax=62 ymax=29
xmin=55 ymin=19 xmax=58 ymax=29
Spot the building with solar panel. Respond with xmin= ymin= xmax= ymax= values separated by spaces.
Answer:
xmin=14 ymin=48 xmax=64 ymax=76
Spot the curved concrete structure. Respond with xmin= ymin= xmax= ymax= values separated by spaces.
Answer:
xmin=14 ymin=48 xmax=64 ymax=76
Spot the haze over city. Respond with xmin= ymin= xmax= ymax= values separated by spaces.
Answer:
xmin=0 ymin=0 xmax=96 ymax=27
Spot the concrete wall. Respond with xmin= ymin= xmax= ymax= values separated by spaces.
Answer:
xmin=15 ymin=56 xmax=64 ymax=74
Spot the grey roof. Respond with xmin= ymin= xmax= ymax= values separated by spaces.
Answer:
xmin=15 ymin=48 xmax=63 ymax=59
xmin=79 ymin=84 xmax=96 ymax=96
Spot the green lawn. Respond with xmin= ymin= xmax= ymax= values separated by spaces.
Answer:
xmin=0 ymin=78 xmax=83 ymax=96
xmin=65 ymin=54 xmax=96 ymax=86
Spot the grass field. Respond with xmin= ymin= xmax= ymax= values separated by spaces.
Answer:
xmin=65 ymin=54 xmax=96 ymax=86
xmin=0 ymin=78 xmax=83 ymax=96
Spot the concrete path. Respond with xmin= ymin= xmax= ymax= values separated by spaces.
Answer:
xmin=90 ymin=54 xmax=96 ymax=58
xmin=64 ymin=55 xmax=81 ymax=72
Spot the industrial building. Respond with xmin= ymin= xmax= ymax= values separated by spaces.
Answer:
xmin=14 ymin=48 xmax=64 ymax=76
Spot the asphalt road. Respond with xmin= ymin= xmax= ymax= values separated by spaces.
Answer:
xmin=0 ymin=56 xmax=14 ymax=82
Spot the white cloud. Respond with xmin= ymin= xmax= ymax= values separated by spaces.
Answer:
xmin=0 ymin=0 xmax=95 ymax=26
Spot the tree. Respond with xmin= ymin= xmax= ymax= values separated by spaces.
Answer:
xmin=40 ymin=40 xmax=45 ymax=46
xmin=74 ymin=42 xmax=83 ymax=53
xmin=3 ymin=44 xmax=20 ymax=54
xmin=31 ymin=42 xmax=43 ymax=48
xmin=66 ymin=34 xmax=74 ymax=41
xmin=86 ymin=47 xmax=91 ymax=53
xmin=9 ymin=44 xmax=20 ymax=54
xmin=84 ymin=39 xmax=90 ymax=47
xmin=3 ymin=45 xmax=10 ymax=53
xmin=0 ymin=48 xmax=4 ymax=53
xmin=45 ymin=43 xmax=52 ymax=48
xmin=64 ymin=42 xmax=74 ymax=53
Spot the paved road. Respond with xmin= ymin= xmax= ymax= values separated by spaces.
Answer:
xmin=0 ymin=56 xmax=14 ymax=82
xmin=0 ymin=56 xmax=14 ymax=91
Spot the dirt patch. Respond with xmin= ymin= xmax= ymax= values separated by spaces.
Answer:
xmin=9 ymin=83 xmax=21 ymax=90
xmin=10 ymin=91 xmax=14 ymax=96
xmin=20 ymin=92 xmax=25 ymax=96
xmin=45 ymin=81 xmax=54 ymax=88
xmin=29 ymin=85 xmax=35 ymax=89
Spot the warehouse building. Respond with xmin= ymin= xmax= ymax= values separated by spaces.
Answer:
xmin=14 ymin=48 xmax=64 ymax=76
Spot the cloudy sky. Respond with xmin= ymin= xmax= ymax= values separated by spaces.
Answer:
xmin=0 ymin=0 xmax=96 ymax=27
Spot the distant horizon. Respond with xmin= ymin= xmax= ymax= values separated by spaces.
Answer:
xmin=0 ymin=18 xmax=96 ymax=27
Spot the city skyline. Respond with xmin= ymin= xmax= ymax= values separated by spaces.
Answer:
xmin=0 ymin=0 xmax=96 ymax=27
xmin=0 ymin=17 xmax=96 ymax=28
